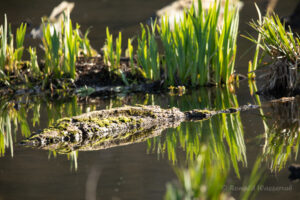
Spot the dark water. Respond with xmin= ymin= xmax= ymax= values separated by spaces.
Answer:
xmin=0 ymin=0 xmax=300 ymax=200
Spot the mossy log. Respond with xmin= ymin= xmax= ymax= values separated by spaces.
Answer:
xmin=21 ymin=104 xmax=258 ymax=153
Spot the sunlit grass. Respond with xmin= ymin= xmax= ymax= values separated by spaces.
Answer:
xmin=101 ymin=0 xmax=239 ymax=87
xmin=103 ymin=27 xmax=129 ymax=85
xmin=0 ymin=14 xmax=27 ymax=83
xmin=42 ymin=13 xmax=80 ymax=80
xmin=137 ymin=22 xmax=160 ymax=81
xmin=157 ymin=0 xmax=239 ymax=86
xmin=246 ymin=5 xmax=300 ymax=92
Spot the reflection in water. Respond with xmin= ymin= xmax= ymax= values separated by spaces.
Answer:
xmin=0 ymin=98 xmax=29 ymax=157
xmin=0 ymin=95 xmax=92 ymax=158
xmin=148 ymin=87 xmax=246 ymax=177
xmin=165 ymin=147 xmax=266 ymax=200
xmin=262 ymin=98 xmax=300 ymax=172
xmin=165 ymin=145 xmax=231 ymax=200
xmin=250 ymin=80 xmax=300 ymax=172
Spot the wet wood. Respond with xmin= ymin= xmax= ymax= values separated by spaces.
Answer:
xmin=21 ymin=104 xmax=258 ymax=153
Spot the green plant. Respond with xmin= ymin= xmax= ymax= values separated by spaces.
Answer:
xmin=245 ymin=6 xmax=300 ymax=92
xmin=63 ymin=17 xmax=79 ymax=79
xmin=0 ymin=15 xmax=7 ymax=71
xmin=78 ymin=28 xmax=95 ymax=57
xmin=103 ymin=27 xmax=129 ymax=85
xmin=165 ymin=146 xmax=231 ymax=200
xmin=42 ymin=12 xmax=93 ymax=82
xmin=103 ymin=27 xmax=114 ymax=71
xmin=0 ymin=14 xmax=27 ymax=79
xmin=15 ymin=22 xmax=27 ymax=62
xmin=42 ymin=23 xmax=60 ymax=77
xmin=247 ymin=5 xmax=262 ymax=79
xmin=28 ymin=47 xmax=40 ymax=77
xmin=156 ymin=0 xmax=239 ymax=86
xmin=125 ymin=38 xmax=135 ymax=74
xmin=137 ymin=22 xmax=160 ymax=81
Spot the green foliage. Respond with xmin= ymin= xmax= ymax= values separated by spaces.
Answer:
xmin=42 ymin=13 xmax=80 ymax=79
xmin=147 ymin=87 xmax=246 ymax=178
xmin=155 ymin=0 xmax=239 ymax=86
xmin=137 ymin=22 xmax=160 ymax=81
xmin=78 ymin=28 xmax=95 ymax=57
xmin=103 ymin=27 xmax=129 ymax=85
xmin=248 ymin=11 xmax=300 ymax=63
xmin=28 ymin=47 xmax=40 ymax=76
xmin=0 ymin=15 xmax=7 ymax=71
xmin=248 ymin=4 xmax=262 ymax=79
xmin=15 ymin=22 xmax=27 ymax=62
xmin=165 ymin=146 xmax=230 ymax=200
xmin=103 ymin=27 xmax=123 ymax=71
xmin=125 ymin=38 xmax=135 ymax=74
xmin=0 ymin=14 xmax=27 ymax=80
xmin=42 ymin=23 xmax=60 ymax=77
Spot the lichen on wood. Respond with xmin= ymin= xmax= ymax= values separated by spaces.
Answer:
xmin=21 ymin=104 xmax=258 ymax=153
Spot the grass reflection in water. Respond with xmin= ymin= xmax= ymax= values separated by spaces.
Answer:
xmin=148 ymin=87 xmax=246 ymax=177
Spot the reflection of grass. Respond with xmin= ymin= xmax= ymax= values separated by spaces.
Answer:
xmin=240 ymin=157 xmax=266 ymax=200
xmin=165 ymin=149 xmax=266 ymax=200
xmin=250 ymin=80 xmax=300 ymax=172
xmin=0 ymin=95 xmax=92 ymax=157
xmin=262 ymin=101 xmax=300 ymax=172
xmin=165 ymin=146 xmax=230 ymax=200
xmin=148 ymin=87 xmax=246 ymax=177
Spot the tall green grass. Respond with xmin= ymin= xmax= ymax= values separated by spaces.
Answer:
xmin=137 ymin=22 xmax=160 ymax=81
xmin=103 ymin=28 xmax=129 ymax=85
xmin=165 ymin=145 xmax=230 ymax=200
xmin=42 ymin=13 xmax=79 ymax=79
xmin=101 ymin=0 xmax=239 ymax=87
xmin=153 ymin=0 xmax=239 ymax=86
xmin=0 ymin=14 xmax=27 ymax=81
xmin=246 ymin=6 xmax=300 ymax=91
xmin=125 ymin=38 xmax=135 ymax=74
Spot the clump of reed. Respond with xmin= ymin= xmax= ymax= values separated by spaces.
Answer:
xmin=0 ymin=13 xmax=94 ymax=90
xmin=262 ymin=99 xmax=300 ymax=172
xmin=0 ymin=14 xmax=27 ymax=85
xmin=137 ymin=22 xmax=161 ymax=82
xmin=247 ymin=6 xmax=300 ymax=94
xmin=42 ymin=13 xmax=92 ymax=80
xmin=159 ymin=0 xmax=239 ymax=86
xmin=102 ymin=0 xmax=239 ymax=87
xmin=103 ymin=28 xmax=129 ymax=85
xmin=164 ymin=146 xmax=231 ymax=200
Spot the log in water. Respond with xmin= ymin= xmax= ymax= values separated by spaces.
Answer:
xmin=21 ymin=104 xmax=258 ymax=153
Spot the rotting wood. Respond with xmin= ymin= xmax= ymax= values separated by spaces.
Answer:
xmin=21 ymin=104 xmax=259 ymax=153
